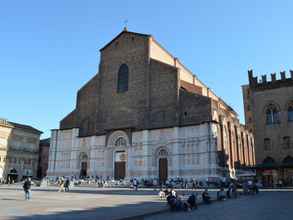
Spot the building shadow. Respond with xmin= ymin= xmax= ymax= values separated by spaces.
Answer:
xmin=8 ymin=200 xmax=167 ymax=220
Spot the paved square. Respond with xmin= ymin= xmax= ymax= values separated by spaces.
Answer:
xmin=0 ymin=185 xmax=165 ymax=220
xmin=1 ymin=185 xmax=293 ymax=220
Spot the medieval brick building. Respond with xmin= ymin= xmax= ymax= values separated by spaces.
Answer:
xmin=243 ymin=69 xmax=293 ymax=186
xmin=47 ymin=29 xmax=254 ymax=182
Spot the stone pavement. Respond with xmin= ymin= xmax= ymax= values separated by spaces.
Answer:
xmin=1 ymin=185 xmax=292 ymax=220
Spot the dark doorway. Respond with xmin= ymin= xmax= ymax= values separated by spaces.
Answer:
xmin=114 ymin=161 xmax=126 ymax=180
xmin=159 ymin=158 xmax=168 ymax=183
xmin=80 ymin=161 xmax=87 ymax=178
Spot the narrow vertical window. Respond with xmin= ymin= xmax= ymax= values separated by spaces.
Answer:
xmin=117 ymin=64 xmax=129 ymax=93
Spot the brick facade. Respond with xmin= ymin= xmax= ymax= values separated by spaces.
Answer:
xmin=243 ymin=69 xmax=293 ymax=186
xmin=49 ymin=29 xmax=254 ymax=181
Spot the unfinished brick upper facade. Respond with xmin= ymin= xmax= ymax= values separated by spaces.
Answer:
xmin=60 ymin=30 xmax=212 ymax=136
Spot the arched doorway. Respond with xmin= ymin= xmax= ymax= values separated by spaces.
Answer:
xmin=107 ymin=131 xmax=130 ymax=180
xmin=157 ymin=149 xmax=168 ymax=184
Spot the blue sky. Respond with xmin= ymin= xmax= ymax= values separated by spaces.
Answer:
xmin=1 ymin=0 xmax=293 ymax=138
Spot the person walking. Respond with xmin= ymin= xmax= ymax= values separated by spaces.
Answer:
xmin=133 ymin=178 xmax=138 ymax=191
xmin=64 ymin=178 xmax=70 ymax=192
xmin=23 ymin=178 xmax=32 ymax=200
xmin=58 ymin=177 xmax=65 ymax=192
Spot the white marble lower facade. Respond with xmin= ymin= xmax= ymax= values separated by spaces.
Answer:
xmin=47 ymin=123 xmax=228 ymax=181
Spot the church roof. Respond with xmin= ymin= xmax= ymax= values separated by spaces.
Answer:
xmin=99 ymin=29 xmax=151 ymax=51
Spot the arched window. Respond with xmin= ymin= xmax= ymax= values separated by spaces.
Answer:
xmin=117 ymin=64 xmax=129 ymax=93
xmin=115 ymin=137 xmax=127 ymax=147
xmin=266 ymin=104 xmax=280 ymax=125
xmin=288 ymin=104 xmax=293 ymax=122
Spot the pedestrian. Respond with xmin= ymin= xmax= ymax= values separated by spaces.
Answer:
xmin=64 ymin=178 xmax=70 ymax=192
xmin=133 ymin=178 xmax=138 ymax=191
xmin=217 ymin=187 xmax=226 ymax=201
xmin=58 ymin=177 xmax=65 ymax=192
xmin=192 ymin=180 xmax=197 ymax=190
xmin=187 ymin=193 xmax=198 ymax=209
xmin=23 ymin=178 xmax=32 ymax=200
xmin=171 ymin=188 xmax=176 ymax=197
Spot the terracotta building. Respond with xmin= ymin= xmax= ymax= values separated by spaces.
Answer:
xmin=0 ymin=118 xmax=42 ymax=183
xmin=48 ymin=29 xmax=254 ymax=183
xmin=242 ymin=69 xmax=293 ymax=186
xmin=37 ymin=138 xmax=50 ymax=179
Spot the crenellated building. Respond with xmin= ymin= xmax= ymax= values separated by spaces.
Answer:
xmin=243 ymin=69 xmax=293 ymax=186
xmin=48 ymin=29 xmax=254 ymax=183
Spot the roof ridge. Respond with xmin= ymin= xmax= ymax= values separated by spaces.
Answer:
xmin=100 ymin=30 xmax=151 ymax=51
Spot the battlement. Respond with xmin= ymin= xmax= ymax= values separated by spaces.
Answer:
xmin=0 ymin=118 xmax=10 ymax=126
xmin=248 ymin=69 xmax=293 ymax=91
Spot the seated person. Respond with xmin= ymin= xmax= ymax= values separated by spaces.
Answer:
xmin=166 ymin=194 xmax=177 ymax=211
xmin=202 ymin=189 xmax=211 ymax=204
xmin=217 ymin=187 xmax=226 ymax=201
xmin=175 ymin=195 xmax=189 ymax=211
xmin=187 ymin=193 xmax=198 ymax=209
xmin=159 ymin=190 xmax=165 ymax=199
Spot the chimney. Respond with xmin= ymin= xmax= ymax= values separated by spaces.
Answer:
xmin=280 ymin=71 xmax=286 ymax=80
xmin=261 ymin=75 xmax=267 ymax=83
xmin=271 ymin=73 xmax=276 ymax=82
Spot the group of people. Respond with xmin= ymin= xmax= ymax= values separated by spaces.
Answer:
xmin=57 ymin=177 xmax=71 ymax=192
xmin=163 ymin=180 xmax=260 ymax=212
xmin=22 ymin=176 xmax=72 ymax=201
xmin=164 ymin=189 xmax=198 ymax=212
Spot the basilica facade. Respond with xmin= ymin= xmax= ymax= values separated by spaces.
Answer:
xmin=47 ymin=29 xmax=254 ymax=182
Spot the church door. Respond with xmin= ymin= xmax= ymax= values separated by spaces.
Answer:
xmin=114 ymin=161 xmax=126 ymax=180
xmin=114 ymin=151 xmax=126 ymax=180
xmin=159 ymin=158 xmax=168 ymax=183
xmin=80 ymin=162 xmax=87 ymax=178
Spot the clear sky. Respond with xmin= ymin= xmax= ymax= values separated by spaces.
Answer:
xmin=1 ymin=0 xmax=293 ymax=138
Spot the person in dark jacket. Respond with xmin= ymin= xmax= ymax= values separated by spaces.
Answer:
xmin=64 ymin=179 xmax=70 ymax=192
xmin=187 ymin=193 xmax=198 ymax=209
xmin=202 ymin=189 xmax=211 ymax=204
xmin=217 ymin=187 xmax=226 ymax=201
xmin=23 ymin=178 xmax=32 ymax=200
